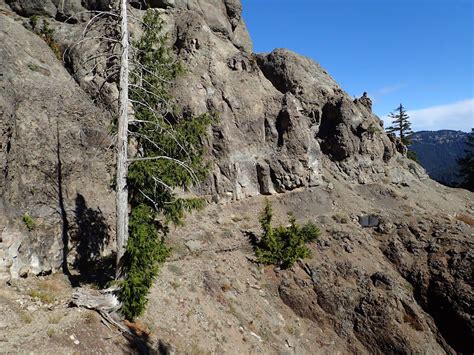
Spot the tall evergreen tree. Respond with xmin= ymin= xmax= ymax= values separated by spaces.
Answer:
xmin=386 ymin=104 xmax=414 ymax=145
xmin=68 ymin=3 xmax=213 ymax=319
xmin=458 ymin=129 xmax=474 ymax=191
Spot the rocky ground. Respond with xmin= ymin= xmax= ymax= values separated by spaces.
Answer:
xmin=0 ymin=0 xmax=473 ymax=353
xmin=1 ymin=171 xmax=472 ymax=354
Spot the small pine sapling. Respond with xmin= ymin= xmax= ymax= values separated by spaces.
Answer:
xmin=255 ymin=201 xmax=320 ymax=269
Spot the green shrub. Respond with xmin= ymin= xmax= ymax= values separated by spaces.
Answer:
xmin=118 ymin=205 xmax=171 ymax=320
xmin=255 ymin=201 xmax=320 ymax=268
xmin=29 ymin=15 xmax=39 ymax=30
xmin=22 ymin=213 xmax=35 ymax=231
xmin=39 ymin=20 xmax=54 ymax=38
xmin=31 ymin=20 xmax=62 ymax=60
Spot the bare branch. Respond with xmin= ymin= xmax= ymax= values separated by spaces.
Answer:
xmin=96 ymin=70 xmax=121 ymax=99
xmin=129 ymin=62 xmax=174 ymax=85
xmin=128 ymin=131 xmax=169 ymax=157
xmin=80 ymin=11 xmax=119 ymax=39
xmin=152 ymin=176 xmax=173 ymax=192
xmin=62 ymin=10 xmax=120 ymax=25
xmin=129 ymin=83 xmax=170 ymax=103
xmin=81 ymin=55 xmax=120 ymax=77
xmin=138 ymin=188 xmax=159 ymax=211
xmin=79 ymin=53 xmax=119 ymax=67
xmin=63 ymin=36 xmax=120 ymax=62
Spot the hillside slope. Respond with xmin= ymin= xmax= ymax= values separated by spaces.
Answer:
xmin=410 ymin=130 xmax=469 ymax=186
xmin=0 ymin=0 xmax=472 ymax=354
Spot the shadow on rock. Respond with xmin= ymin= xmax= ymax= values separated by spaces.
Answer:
xmin=72 ymin=193 xmax=114 ymax=288
xmin=123 ymin=320 xmax=175 ymax=355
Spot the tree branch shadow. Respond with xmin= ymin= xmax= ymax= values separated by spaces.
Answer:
xmin=34 ymin=121 xmax=115 ymax=287
xmin=123 ymin=322 xmax=175 ymax=355
xmin=72 ymin=193 xmax=114 ymax=288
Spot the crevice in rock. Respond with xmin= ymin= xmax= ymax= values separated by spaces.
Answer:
xmin=276 ymin=109 xmax=291 ymax=147
xmin=255 ymin=55 xmax=288 ymax=95
xmin=317 ymin=102 xmax=346 ymax=161
xmin=221 ymin=92 xmax=234 ymax=114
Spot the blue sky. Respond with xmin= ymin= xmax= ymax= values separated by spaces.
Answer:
xmin=241 ymin=0 xmax=474 ymax=132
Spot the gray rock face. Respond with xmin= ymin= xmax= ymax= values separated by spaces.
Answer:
xmin=5 ymin=0 xmax=111 ymax=20
xmin=278 ymin=212 xmax=473 ymax=354
xmin=49 ymin=0 xmax=424 ymax=203
xmin=0 ymin=0 xmax=425 ymax=277
xmin=0 ymin=13 xmax=114 ymax=280
xmin=170 ymin=39 xmax=414 ymax=197
xmin=6 ymin=0 xmax=57 ymax=17
xmin=128 ymin=0 xmax=252 ymax=51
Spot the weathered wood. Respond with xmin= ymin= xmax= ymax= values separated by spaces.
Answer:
xmin=116 ymin=0 xmax=130 ymax=278
xmin=71 ymin=287 xmax=121 ymax=313
xmin=71 ymin=286 xmax=131 ymax=333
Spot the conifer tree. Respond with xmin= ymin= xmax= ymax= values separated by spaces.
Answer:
xmin=67 ymin=2 xmax=213 ymax=319
xmin=458 ymin=129 xmax=474 ymax=191
xmin=386 ymin=104 xmax=414 ymax=145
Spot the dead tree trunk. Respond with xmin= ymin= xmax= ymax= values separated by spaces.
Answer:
xmin=116 ymin=0 xmax=130 ymax=278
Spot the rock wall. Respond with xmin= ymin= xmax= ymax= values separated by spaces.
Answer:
xmin=0 ymin=0 xmax=425 ymax=277
xmin=0 ymin=9 xmax=114 ymax=281
xmin=56 ymin=0 xmax=425 ymax=202
xmin=163 ymin=5 xmax=425 ymax=200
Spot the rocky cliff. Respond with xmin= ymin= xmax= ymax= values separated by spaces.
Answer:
xmin=0 ymin=1 xmax=472 ymax=354
xmin=0 ymin=0 xmax=425 ymax=280
xmin=0 ymin=5 xmax=115 ymax=280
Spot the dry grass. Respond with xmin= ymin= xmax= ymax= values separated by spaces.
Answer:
xmin=83 ymin=311 xmax=97 ymax=324
xmin=19 ymin=311 xmax=33 ymax=324
xmin=28 ymin=277 xmax=66 ymax=304
xmin=28 ymin=289 xmax=54 ymax=304
xmin=332 ymin=213 xmax=349 ymax=224
xmin=48 ymin=313 xmax=63 ymax=324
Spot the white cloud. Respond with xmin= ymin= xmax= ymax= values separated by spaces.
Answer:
xmin=375 ymin=83 xmax=406 ymax=96
xmin=383 ymin=99 xmax=474 ymax=132
xmin=408 ymin=99 xmax=474 ymax=132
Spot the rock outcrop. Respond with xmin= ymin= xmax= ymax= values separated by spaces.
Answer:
xmin=6 ymin=0 xmax=110 ymax=20
xmin=279 ymin=211 xmax=473 ymax=354
xmin=0 ymin=8 xmax=114 ymax=280
xmin=0 ymin=0 xmax=471 ymax=354
xmin=17 ymin=0 xmax=424 ymax=202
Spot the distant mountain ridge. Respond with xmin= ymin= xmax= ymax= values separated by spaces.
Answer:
xmin=409 ymin=130 xmax=469 ymax=185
